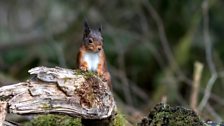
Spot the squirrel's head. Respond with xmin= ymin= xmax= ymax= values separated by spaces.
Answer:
xmin=83 ymin=21 xmax=103 ymax=53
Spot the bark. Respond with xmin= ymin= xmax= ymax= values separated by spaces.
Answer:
xmin=0 ymin=102 xmax=7 ymax=126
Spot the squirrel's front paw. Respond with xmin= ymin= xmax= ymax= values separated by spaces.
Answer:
xmin=97 ymin=71 xmax=103 ymax=77
xmin=102 ymin=72 xmax=111 ymax=82
xmin=102 ymin=77 xmax=108 ymax=82
xmin=98 ymin=73 xmax=109 ymax=82
xmin=80 ymin=66 xmax=88 ymax=71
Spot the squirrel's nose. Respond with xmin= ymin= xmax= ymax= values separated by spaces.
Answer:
xmin=98 ymin=47 xmax=101 ymax=51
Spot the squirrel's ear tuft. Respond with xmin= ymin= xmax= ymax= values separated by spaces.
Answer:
xmin=98 ymin=25 xmax=102 ymax=32
xmin=84 ymin=20 xmax=90 ymax=34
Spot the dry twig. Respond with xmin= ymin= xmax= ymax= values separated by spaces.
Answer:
xmin=190 ymin=62 xmax=203 ymax=112
xmin=198 ymin=0 xmax=217 ymax=111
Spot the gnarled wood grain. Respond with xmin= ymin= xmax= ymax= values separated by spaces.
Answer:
xmin=0 ymin=66 xmax=115 ymax=125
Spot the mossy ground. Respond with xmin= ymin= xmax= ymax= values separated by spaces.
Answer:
xmin=24 ymin=114 xmax=81 ymax=126
xmin=24 ymin=112 xmax=126 ymax=126
xmin=138 ymin=103 xmax=206 ymax=126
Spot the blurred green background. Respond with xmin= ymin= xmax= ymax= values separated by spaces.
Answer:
xmin=0 ymin=0 xmax=224 ymax=124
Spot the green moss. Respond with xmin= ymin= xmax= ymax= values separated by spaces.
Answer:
xmin=75 ymin=69 xmax=96 ymax=79
xmin=24 ymin=114 xmax=81 ymax=126
xmin=24 ymin=113 xmax=127 ymax=126
xmin=113 ymin=112 xmax=126 ymax=126
xmin=138 ymin=103 xmax=205 ymax=126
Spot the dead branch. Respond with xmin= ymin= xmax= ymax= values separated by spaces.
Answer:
xmin=0 ymin=66 xmax=115 ymax=125
xmin=198 ymin=0 xmax=217 ymax=111
xmin=142 ymin=0 xmax=193 ymax=91
xmin=190 ymin=62 xmax=203 ymax=112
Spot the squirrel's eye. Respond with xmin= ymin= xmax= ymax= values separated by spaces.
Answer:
xmin=88 ymin=39 xmax=93 ymax=43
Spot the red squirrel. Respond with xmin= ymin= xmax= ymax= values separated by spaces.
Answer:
xmin=77 ymin=21 xmax=111 ymax=89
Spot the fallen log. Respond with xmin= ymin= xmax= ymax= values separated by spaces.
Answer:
xmin=0 ymin=66 xmax=115 ymax=126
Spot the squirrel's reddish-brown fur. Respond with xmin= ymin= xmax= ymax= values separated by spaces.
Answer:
xmin=76 ymin=21 xmax=111 ymax=89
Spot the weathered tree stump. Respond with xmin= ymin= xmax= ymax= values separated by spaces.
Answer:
xmin=0 ymin=66 xmax=115 ymax=126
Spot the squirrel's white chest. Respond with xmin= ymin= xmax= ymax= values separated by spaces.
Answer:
xmin=83 ymin=52 xmax=100 ymax=72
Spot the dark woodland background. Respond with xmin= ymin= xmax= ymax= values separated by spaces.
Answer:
xmin=0 ymin=0 xmax=224 ymax=124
